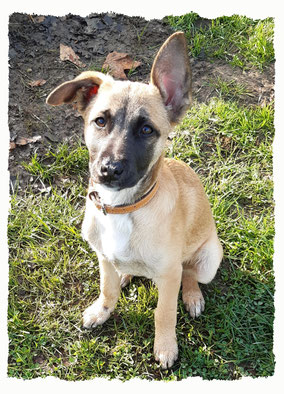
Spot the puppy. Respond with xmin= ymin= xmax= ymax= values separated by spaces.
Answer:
xmin=46 ymin=32 xmax=223 ymax=369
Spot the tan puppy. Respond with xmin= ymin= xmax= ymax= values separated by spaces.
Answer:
xmin=46 ymin=32 xmax=223 ymax=369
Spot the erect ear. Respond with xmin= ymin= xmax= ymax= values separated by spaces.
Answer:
xmin=46 ymin=71 xmax=111 ymax=113
xmin=150 ymin=32 xmax=192 ymax=124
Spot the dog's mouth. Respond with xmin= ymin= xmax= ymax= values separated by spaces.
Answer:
xmin=89 ymin=156 xmax=152 ymax=191
xmin=91 ymin=172 xmax=140 ymax=191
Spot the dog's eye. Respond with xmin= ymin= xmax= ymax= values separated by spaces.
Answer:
xmin=95 ymin=117 xmax=106 ymax=127
xmin=141 ymin=125 xmax=153 ymax=135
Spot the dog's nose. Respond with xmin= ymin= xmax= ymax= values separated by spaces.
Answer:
xmin=100 ymin=159 xmax=124 ymax=180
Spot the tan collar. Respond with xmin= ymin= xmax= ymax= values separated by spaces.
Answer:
xmin=88 ymin=181 xmax=159 ymax=215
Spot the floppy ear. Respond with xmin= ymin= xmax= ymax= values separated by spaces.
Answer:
xmin=46 ymin=71 xmax=110 ymax=113
xmin=150 ymin=32 xmax=192 ymax=124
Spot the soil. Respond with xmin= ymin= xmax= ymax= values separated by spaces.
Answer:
xmin=8 ymin=12 xmax=275 ymax=194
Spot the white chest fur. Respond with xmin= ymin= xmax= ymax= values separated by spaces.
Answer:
xmin=89 ymin=207 xmax=160 ymax=279
xmin=98 ymin=212 xmax=133 ymax=263
xmin=82 ymin=183 xmax=162 ymax=279
xmin=88 ymin=184 xmax=134 ymax=262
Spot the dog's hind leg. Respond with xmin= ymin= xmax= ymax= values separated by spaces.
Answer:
xmin=182 ymin=234 xmax=222 ymax=318
xmin=83 ymin=254 xmax=121 ymax=329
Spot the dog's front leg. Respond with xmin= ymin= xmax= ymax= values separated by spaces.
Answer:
xmin=154 ymin=267 xmax=182 ymax=369
xmin=83 ymin=254 xmax=121 ymax=329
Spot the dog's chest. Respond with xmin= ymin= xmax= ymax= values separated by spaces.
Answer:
xmin=88 ymin=210 xmax=156 ymax=278
xmin=99 ymin=214 xmax=133 ymax=263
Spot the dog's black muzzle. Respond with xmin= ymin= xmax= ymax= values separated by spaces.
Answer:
xmin=92 ymin=158 xmax=140 ymax=190
xmin=100 ymin=159 xmax=125 ymax=181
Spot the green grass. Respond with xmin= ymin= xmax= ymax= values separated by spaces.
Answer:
xmin=207 ymin=77 xmax=254 ymax=101
xmin=22 ymin=141 xmax=89 ymax=182
xmin=8 ymin=14 xmax=274 ymax=381
xmin=167 ymin=13 xmax=274 ymax=70
xmin=8 ymin=97 xmax=275 ymax=380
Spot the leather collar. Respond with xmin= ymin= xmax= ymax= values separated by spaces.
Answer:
xmin=88 ymin=181 xmax=159 ymax=215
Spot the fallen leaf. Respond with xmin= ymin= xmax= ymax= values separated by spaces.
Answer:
xmin=28 ymin=79 xmax=47 ymax=87
xmin=17 ymin=136 xmax=41 ymax=145
xmin=9 ymin=135 xmax=42 ymax=150
xmin=102 ymin=51 xmax=141 ymax=80
xmin=9 ymin=142 xmax=16 ymax=150
xmin=33 ymin=355 xmax=46 ymax=365
xmin=221 ymin=136 xmax=232 ymax=150
xmin=33 ymin=16 xmax=45 ymax=23
xmin=60 ymin=44 xmax=86 ymax=68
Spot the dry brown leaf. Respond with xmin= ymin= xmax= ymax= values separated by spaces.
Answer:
xmin=10 ymin=135 xmax=42 ymax=150
xmin=33 ymin=16 xmax=45 ymax=23
xmin=102 ymin=51 xmax=141 ymax=80
xmin=60 ymin=44 xmax=86 ymax=68
xmin=9 ymin=142 xmax=16 ymax=150
xmin=221 ymin=136 xmax=232 ymax=150
xmin=29 ymin=79 xmax=47 ymax=87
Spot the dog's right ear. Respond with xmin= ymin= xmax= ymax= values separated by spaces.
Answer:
xmin=46 ymin=71 xmax=111 ymax=113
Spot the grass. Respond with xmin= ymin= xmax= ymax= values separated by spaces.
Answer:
xmin=8 ymin=99 xmax=275 ymax=380
xmin=207 ymin=77 xmax=254 ymax=101
xmin=8 ymin=13 xmax=275 ymax=381
xmin=167 ymin=13 xmax=274 ymax=70
xmin=22 ymin=141 xmax=89 ymax=182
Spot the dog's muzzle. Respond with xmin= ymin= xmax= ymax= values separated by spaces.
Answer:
xmin=92 ymin=158 xmax=139 ymax=190
xmin=100 ymin=159 xmax=125 ymax=182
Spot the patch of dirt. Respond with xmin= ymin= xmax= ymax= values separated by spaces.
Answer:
xmin=8 ymin=12 xmax=274 ymax=193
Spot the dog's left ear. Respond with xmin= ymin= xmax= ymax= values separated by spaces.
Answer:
xmin=150 ymin=32 xmax=192 ymax=124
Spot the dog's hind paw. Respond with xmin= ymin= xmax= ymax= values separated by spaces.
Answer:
xmin=82 ymin=299 xmax=112 ymax=329
xmin=183 ymin=291 xmax=205 ymax=319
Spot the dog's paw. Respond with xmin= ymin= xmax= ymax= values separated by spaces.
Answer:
xmin=183 ymin=291 xmax=205 ymax=319
xmin=154 ymin=337 xmax=178 ymax=369
xmin=82 ymin=299 xmax=112 ymax=329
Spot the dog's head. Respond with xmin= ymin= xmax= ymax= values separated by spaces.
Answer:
xmin=47 ymin=32 xmax=192 ymax=190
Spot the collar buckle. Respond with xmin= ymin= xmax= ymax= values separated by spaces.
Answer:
xmin=101 ymin=203 xmax=107 ymax=216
